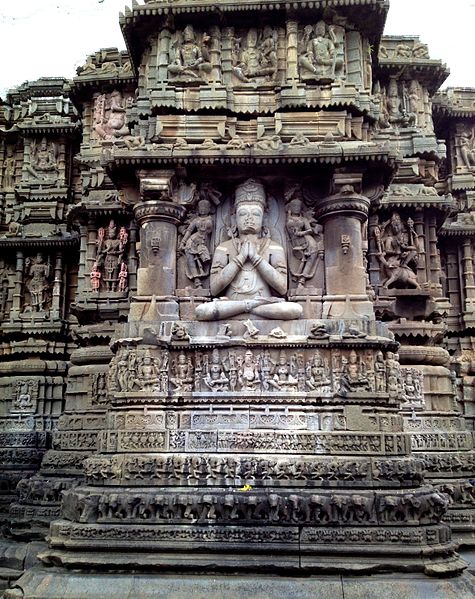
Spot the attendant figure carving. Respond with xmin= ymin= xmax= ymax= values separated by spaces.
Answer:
xmin=24 ymin=253 xmax=50 ymax=312
xmin=238 ymin=350 xmax=261 ymax=391
xmin=168 ymin=25 xmax=212 ymax=81
xmin=195 ymin=178 xmax=302 ymax=321
xmin=90 ymin=262 xmax=101 ymax=292
xmin=204 ymin=349 xmax=229 ymax=392
xmin=456 ymin=125 xmax=475 ymax=170
xmin=179 ymin=199 xmax=214 ymax=289
xmin=374 ymin=213 xmax=421 ymax=289
xmin=94 ymin=91 xmax=130 ymax=140
xmin=306 ymin=352 xmax=331 ymax=393
xmin=339 ymin=351 xmax=371 ymax=393
xmin=267 ymin=351 xmax=298 ymax=392
xmin=285 ymin=189 xmax=323 ymax=287
xmin=170 ymin=352 xmax=194 ymax=392
xmin=96 ymin=220 xmax=127 ymax=292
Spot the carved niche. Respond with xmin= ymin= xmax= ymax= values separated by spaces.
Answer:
xmin=454 ymin=123 xmax=475 ymax=172
xmin=23 ymin=138 xmax=59 ymax=185
xmin=91 ymin=220 xmax=128 ymax=293
xmin=231 ymin=26 xmax=281 ymax=85
xmin=298 ymin=20 xmax=345 ymax=83
xmin=11 ymin=379 xmax=40 ymax=415
xmin=23 ymin=253 xmax=52 ymax=313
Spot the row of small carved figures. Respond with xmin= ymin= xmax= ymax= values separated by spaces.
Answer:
xmin=108 ymin=348 xmax=416 ymax=397
xmin=83 ymin=455 xmax=424 ymax=485
xmin=66 ymin=489 xmax=449 ymax=526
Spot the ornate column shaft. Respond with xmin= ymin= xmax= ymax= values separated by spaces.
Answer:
xmin=11 ymin=250 xmax=24 ymax=319
xmin=131 ymin=171 xmax=186 ymax=320
xmin=51 ymin=252 xmax=62 ymax=319
xmin=462 ymin=238 xmax=475 ymax=311
xmin=76 ymin=224 xmax=88 ymax=296
xmin=315 ymin=181 xmax=373 ymax=319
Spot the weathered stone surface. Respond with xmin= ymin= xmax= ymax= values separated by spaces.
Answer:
xmin=0 ymin=0 xmax=475 ymax=597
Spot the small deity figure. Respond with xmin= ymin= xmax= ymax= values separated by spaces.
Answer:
xmin=94 ymin=90 xmax=130 ymax=140
xmin=238 ymin=350 xmax=261 ymax=391
xmin=267 ymin=351 xmax=298 ymax=392
xmin=456 ymin=126 xmax=475 ymax=170
xmin=374 ymin=351 xmax=387 ymax=393
xmin=298 ymin=21 xmax=339 ymax=83
xmin=0 ymin=268 xmax=9 ymax=319
xmin=305 ymin=352 xmax=331 ymax=393
xmin=90 ymin=262 xmax=101 ymax=292
xmin=3 ymin=152 xmax=15 ymax=189
xmin=168 ymin=25 xmax=212 ymax=80
xmin=339 ymin=350 xmax=370 ymax=393
xmin=386 ymin=79 xmax=413 ymax=128
xmin=204 ymin=349 xmax=229 ymax=392
xmin=386 ymin=352 xmax=402 ymax=400
xmin=402 ymin=369 xmax=423 ymax=405
xmin=405 ymin=80 xmax=424 ymax=129
xmin=179 ymin=200 xmax=214 ymax=289
xmin=233 ymin=27 xmax=277 ymax=83
xmin=374 ymin=213 xmax=421 ymax=289
xmin=13 ymin=380 xmax=35 ymax=412
xmin=285 ymin=190 xmax=322 ymax=287
xmin=26 ymin=138 xmax=58 ymax=183
xmin=25 ymin=253 xmax=50 ymax=312
xmin=195 ymin=178 xmax=303 ymax=321
xmin=96 ymin=220 xmax=127 ymax=292
xmin=118 ymin=262 xmax=128 ymax=292
xmin=136 ymin=351 xmax=160 ymax=391
xmin=170 ymin=352 xmax=194 ymax=392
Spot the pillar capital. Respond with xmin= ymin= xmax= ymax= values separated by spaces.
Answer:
xmin=133 ymin=200 xmax=187 ymax=227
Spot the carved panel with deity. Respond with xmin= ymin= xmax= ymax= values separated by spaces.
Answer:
xmin=22 ymin=253 xmax=53 ymax=314
xmin=298 ymin=20 xmax=345 ymax=84
xmin=229 ymin=26 xmax=284 ymax=86
xmin=22 ymin=138 xmax=60 ymax=187
xmin=90 ymin=219 xmax=129 ymax=294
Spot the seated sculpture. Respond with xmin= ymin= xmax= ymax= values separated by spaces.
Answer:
xmin=195 ymin=179 xmax=303 ymax=321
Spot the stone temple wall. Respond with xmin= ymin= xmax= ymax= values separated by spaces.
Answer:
xmin=1 ymin=1 xmax=475 ymax=597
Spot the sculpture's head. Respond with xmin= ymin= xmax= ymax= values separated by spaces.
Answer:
xmin=184 ymin=25 xmax=195 ymax=43
xmin=247 ymin=29 xmax=258 ymax=48
xmin=108 ymin=219 xmax=117 ymax=239
xmin=234 ymin=178 xmax=266 ymax=236
xmin=314 ymin=21 xmax=326 ymax=37
xmin=287 ymin=198 xmax=304 ymax=216
xmin=197 ymin=199 xmax=211 ymax=216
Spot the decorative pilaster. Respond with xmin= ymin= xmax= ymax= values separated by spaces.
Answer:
xmin=131 ymin=170 xmax=186 ymax=320
xmin=316 ymin=175 xmax=373 ymax=319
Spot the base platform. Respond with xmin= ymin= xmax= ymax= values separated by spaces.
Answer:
xmin=4 ymin=567 xmax=475 ymax=599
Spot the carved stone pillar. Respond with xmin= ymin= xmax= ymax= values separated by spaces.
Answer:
xmin=413 ymin=209 xmax=428 ymax=286
xmin=286 ymin=21 xmax=299 ymax=82
xmin=316 ymin=178 xmax=374 ymax=319
xmin=51 ymin=252 xmax=62 ymax=319
xmin=10 ymin=250 xmax=23 ymax=320
xmin=462 ymin=238 xmax=475 ymax=312
xmin=77 ymin=224 xmax=88 ymax=296
xmin=131 ymin=171 xmax=186 ymax=321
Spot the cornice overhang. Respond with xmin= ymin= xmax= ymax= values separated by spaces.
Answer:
xmin=0 ymin=234 xmax=80 ymax=249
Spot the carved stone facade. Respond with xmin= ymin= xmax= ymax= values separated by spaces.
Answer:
xmin=1 ymin=1 xmax=475 ymax=597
